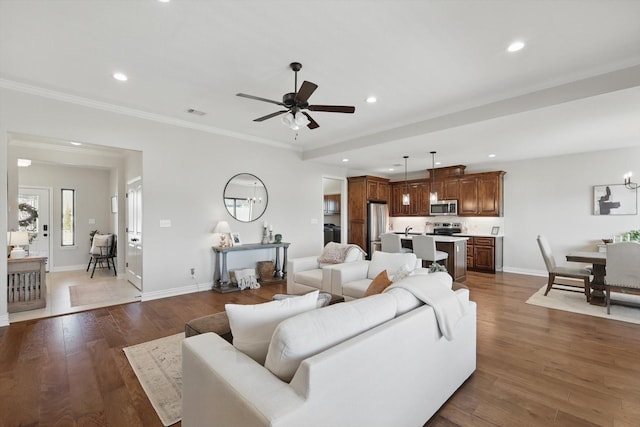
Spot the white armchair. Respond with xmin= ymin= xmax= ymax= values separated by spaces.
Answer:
xmin=330 ymin=251 xmax=425 ymax=300
xmin=287 ymin=243 xmax=366 ymax=294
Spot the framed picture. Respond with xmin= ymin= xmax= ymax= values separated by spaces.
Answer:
xmin=593 ymin=184 xmax=637 ymax=215
xmin=111 ymin=196 xmax=118 ymax=213
xmin=232 ymin=233 xmax=242 ymax=246
xmin=491 ymin=226 xmax=500 ymax=236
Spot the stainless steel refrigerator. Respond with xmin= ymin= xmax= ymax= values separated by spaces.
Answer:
xmin=367 ymin=202 xmax=389 ymax=258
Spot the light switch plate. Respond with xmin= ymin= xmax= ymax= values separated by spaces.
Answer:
xmin=310 ymin=218 xmax=318 ymax=224
xmin=88 ymin=218 xmax=96 ymax=224
xmin=159 ymin=219 xmax=171 ymax=227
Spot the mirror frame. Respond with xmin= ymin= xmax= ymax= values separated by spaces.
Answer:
xmin=223 ymin=173 xmax=269 ymax=222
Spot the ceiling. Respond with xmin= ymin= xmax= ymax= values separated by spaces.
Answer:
xmin=1 ymin=0 xmax=640 ymax=177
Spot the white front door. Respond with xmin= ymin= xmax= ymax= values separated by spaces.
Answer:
xmin=18 ymin=187 xmax=51 ymax=271
xmin=126 ymin=178 xmax=143 ymax=290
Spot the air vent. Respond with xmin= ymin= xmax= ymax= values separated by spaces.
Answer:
xmin=186 ymin=108 xmax=206 ymax=116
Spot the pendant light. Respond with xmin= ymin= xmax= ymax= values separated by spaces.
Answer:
xmin=429 ymin=151 xmax=438 ymax=204
xmin=402 ymin=155 xmax=410 ymax=206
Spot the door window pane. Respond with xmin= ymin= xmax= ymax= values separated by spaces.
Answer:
xmin=61 ymin=189 xmax=75 ymax=246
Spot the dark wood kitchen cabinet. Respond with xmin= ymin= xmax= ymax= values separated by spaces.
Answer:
xmin=348 ymin=176 xmax=390 ymax=251
xmin=324 ymin=194 xmax=341 ymax=214
xmin=458 ymin=171 xmax=505 ymax=217
xmin=466 ymin=236 xmax=503 ymax=273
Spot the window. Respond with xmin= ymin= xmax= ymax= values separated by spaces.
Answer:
xmin=61 ymin=189 xmax=75 ymax=246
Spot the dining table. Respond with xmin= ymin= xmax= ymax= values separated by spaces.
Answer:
xmin=566 ymin=251 xmax=606 ymax=306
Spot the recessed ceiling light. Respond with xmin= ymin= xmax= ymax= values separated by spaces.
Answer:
xmin=17 ymin=158 xmax=32 ymax=167
xmin=70 ymin=141 xmax=82 ymax=146
xmin=435 ymin=161 xmax=441 ymax=165
xmin=388 ymin=168 xmax=395 ymax=172
xmin=366 ymin=96 xmax=377 ymax=103
xmin=507 ymin=40 xmax=525 ymax=53
xmin=488 ymin=154 xmax=496 ymax=158
xmin=342 ymin=158 xmax=349 ymax=162
xmin=112 ymin=72 xmax=128 ymax=81
xmin=157 ymin=0 xmax=171 ymax=3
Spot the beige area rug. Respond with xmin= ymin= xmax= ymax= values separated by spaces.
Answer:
xmin=69 ymin=283 xmax=116 ymax=307
xmin=526 ymin=284 xmax=640 ymax=325
xmin=123 ymin=333 xmax=184 ymax=426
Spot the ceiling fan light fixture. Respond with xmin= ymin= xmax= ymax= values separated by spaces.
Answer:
xmin=430 ymin=151 xmax=438 ymax=204
xmin=294 ymin=111 xmax=309 ymax=127
xmin=281 ymin=112 xmax=295 ymax=127
xmin=403 ymin=155 xmax=410 ymax=206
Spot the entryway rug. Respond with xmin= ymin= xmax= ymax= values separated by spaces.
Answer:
xmin=69 ymin=283 xmax=116 ymax=307
xmin=123 ymin=333 xmax=184 ymax=426
xmin=526 ymin=284 xmax=640 ymax=325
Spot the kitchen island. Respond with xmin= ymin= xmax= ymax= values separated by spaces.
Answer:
xmin=399 ymin=234 xmax=468 ymax=281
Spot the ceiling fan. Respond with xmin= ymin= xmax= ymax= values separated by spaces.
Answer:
xmin=236 ymin=62 xmax=355 ymax=130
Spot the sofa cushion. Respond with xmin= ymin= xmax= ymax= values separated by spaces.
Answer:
xmin=367 ymin=252 xmax=418 ymax=280
xmin=293 ymin=268 xmax=323 ymax=288
xmin=342 ymin=278 xmax=374 ymax=299
xmin=225 ymin=290 xmax=319 ymax=364
xmin=265 ymin=293 xmax=398 ymax=382
xmin=385 ymin=287 xmax=423 ymax=316
xmin=364 ymin=270 xmax=392 ymax=296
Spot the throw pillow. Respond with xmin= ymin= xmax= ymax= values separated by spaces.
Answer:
xmin=265 ymin=293 xmax=398 ymax=382
xmin=364 ymin=270 xmax=392 ymax=296
xmin=317 ymin=242 xmax=344 ymax=264
xmin=225 ymin=290 xmax=319 ymax=364
xmin=272 ymin=292 xmax=333 ymax=308
xmin=90 ymin=234 xmax=112 ymax=255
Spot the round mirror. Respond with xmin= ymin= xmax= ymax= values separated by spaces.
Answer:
xmin=223 ymin=173 xmax=268 ymax=222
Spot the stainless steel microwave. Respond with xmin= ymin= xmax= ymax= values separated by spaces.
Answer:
xmin=430 ymin=200 xmax=458 ymax=216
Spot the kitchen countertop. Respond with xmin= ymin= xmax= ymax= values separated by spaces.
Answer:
xmin=399 ymin=234 xmax=469 ymax=242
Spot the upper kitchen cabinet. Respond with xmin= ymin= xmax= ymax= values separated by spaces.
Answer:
xmin=323 ymin=194 xmax=341 ymax=214
xmin=367 ymin=179 xmax=390 ymax=202
xmin=391 ymin=181 xmax=426 ymax=216
xmin=458 ymin=171 xmax=505 ymax=216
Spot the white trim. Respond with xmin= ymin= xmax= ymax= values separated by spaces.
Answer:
xmin=0 ymin=78 xmax=296 ymax=151
xmin=502 ymin=266 xmax=548 ymax=276
xmin=140 ymin=281 xmax=213 ymax=302
xmin=50 ymin=264 xmax=88 ymax=272
xmin=0 ymin=313 xmax=9 ymax=327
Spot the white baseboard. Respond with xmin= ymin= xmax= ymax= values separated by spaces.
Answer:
xmin=0 ymin=313 xmax=9 ymax=327
xmin=502 ymin=266 xmax=547 ymax=277
xmin=50 ymin=264 xmax=87 ymax=272
xmin=141 ymin=281 xmax=213 ymax=302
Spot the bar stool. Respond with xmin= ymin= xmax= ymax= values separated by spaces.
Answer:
xmin=412 ymin=235 xmax=448 ymax=267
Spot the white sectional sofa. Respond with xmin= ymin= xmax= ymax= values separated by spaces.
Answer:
xmin=329 ymin=251 xmax=425 ymax=299
xmin=182 ymin=272 xmax=476 ymax=427
xmin=286 ymin=243 xmax=365 ymax=294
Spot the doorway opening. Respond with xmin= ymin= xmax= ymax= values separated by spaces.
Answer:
xmin=6 ymin=133 xmax=143 ymax=322
xmin=322 ymin=177 xmax=346 ymax=247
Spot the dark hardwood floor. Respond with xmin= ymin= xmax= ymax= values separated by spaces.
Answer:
xmin=1 ymin=271 xmax=639 ymax=427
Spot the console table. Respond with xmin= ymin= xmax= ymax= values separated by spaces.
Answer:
xmin=212 ymin=242 xmax=290 ymax=293
xmin=7 ymin=256 xmax=48 ymax=313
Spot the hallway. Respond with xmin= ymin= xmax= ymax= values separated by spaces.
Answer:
xmin=9 ymin=268 xmax=140 ymax=323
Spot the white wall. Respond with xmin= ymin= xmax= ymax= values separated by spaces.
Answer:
xmin=17 ymin=163 xmax=111 ymax=270
xmin=1 ymin=88 xmax=347 ymax=322
xmin=495 ymin=147 xmax=640 ymax=275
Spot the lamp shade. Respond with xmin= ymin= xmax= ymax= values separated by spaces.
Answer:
xmin=9 ymin=231 xmax=29 ymax=247
xmin=281 ymin=112 xmax=295 ymax=127
xmin=214 ymin=221 xmax=232 ymax=234
xmin=294 ymin=112 xmax=309 ymax=127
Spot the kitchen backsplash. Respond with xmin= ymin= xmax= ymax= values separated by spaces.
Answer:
xmin=389 ymin=216 xmax=505 ymax=236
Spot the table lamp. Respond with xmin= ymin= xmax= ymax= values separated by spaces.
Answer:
xmin=214 ymin=221 xmax=232 ymax=247
xmin=9 ymin=231 xmax=29 ymax=259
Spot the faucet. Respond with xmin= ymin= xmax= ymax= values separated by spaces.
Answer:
xmin=405 ymin=226 xmax=413 ymax=237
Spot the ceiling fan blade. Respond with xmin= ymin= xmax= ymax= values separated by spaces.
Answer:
xmin=237 ymin=93 xmax=285 ymax=107
xmin=302 ymin=112 xmax=319 ymax=129
xmin=295 ymin=81 xmax=318 ymax=104
xmin=308 ymin=105 xmax=355 ymax=113
xmin=253 ymin=110 xmax=288 ymax=122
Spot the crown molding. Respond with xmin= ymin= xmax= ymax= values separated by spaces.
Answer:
xmin=0 ymin=78 xmax=298 ymax=152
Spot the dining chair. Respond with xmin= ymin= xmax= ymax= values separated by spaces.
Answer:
xmin=604 ymin=242 xmax=640 ymax=314
xmin=412 ymin=235 xmax=448 ymax=268
xmin=536 ymin=235 xmax=591 ymax=301
xmin=87 ymin=234 xmax=117 ymax=278
xmin=381 ymin=233 xmax=412 ymax=253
